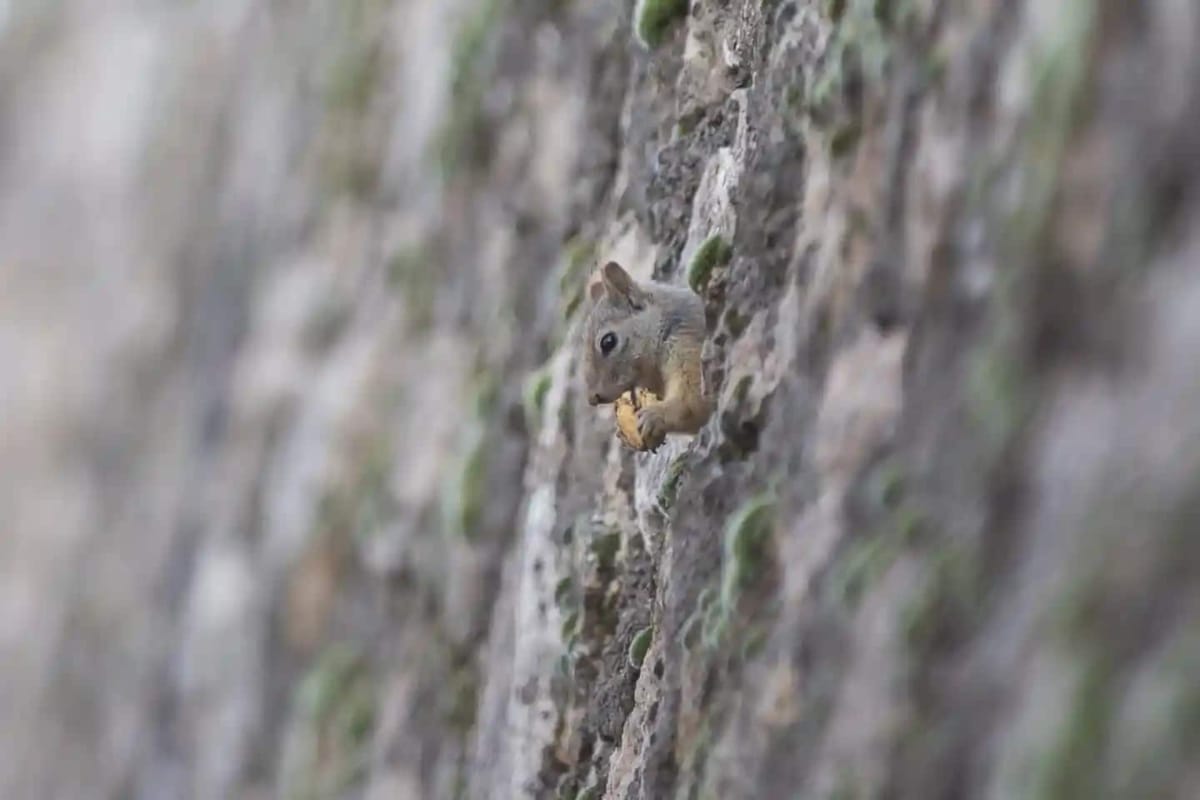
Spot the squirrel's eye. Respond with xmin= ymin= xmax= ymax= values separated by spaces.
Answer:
xmin=599 ymin=332 xmax=617 ymax=355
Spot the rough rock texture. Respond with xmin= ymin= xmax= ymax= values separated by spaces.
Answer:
xmin=3 ymin=0 xmax=1200 ymax=798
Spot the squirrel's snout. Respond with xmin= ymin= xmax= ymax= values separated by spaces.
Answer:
xmin=588 ymin=393 xmax=603 ymax=406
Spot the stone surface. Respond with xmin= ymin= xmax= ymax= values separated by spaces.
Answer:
xmin=2 ymin=1 xmax=1200 ymax=799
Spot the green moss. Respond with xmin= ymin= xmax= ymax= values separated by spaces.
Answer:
xmin=522 ymin=366 xmax=554 ymax=428
xmin=677 ymin=107 xmax=704 ymax=136
xmin=459 ymin=454 xmax=487 ymax=532
xmin=557 ymin=392 xmax=575 ymax=444
xmin=354 ymin=443 xmax=397 ymax=542
xmin=901 ymin=545 xmax=976 ymax=658
xmin=386 ymin=244 xmax=422 ymax=284
xmin=298 ymin=645 xmax=366 ymax=721
xmin=531 ymin=371 xmax=552 ymax=413
xmin=732 ymin=374 xmax=754 ymax=404
xmin=441 ymin=374 xmax=494 ymax=540
xmin=436 ymin=0 xmax=504 ymax=178
xmin=966 ymin=341 xmax=1029 ymax=457
xmin=444 ymin=667 xmax=479 ymax=731
xmin=829 ymin=532 xmax=898 ymax=609
xmin=634 ymin=0 xmax=688 ymax=49
xmin=562 ymin=294 xmax=583 ymax=325
xmin=1171 ymin=662 xmax=1200 ymax=748
xmin=1035 ymin=659 xmax=1115 ymax=800
xmin=740 ymin=624 xmax=769 ymax=660
xmin=807 ymin=0 xmax=901 ymax=125
xmin=656 ymin=454 xmax=689 ymax=510
xmin=687 ymin=235 xmax=733 ymax=293
xmin=302 ymin=299 xmax=352 ymax=352
xmin=827 ymin=769 xmax=862 ymax=800
xmin=845 ymin=0 xmax=891 ymax=81
xmin=1052 ymin=629 xmax=1200 ymax=798
xmin=679 ymin=584 xmax=716 ymax=649
xmin=554 ymin=576 xmax=573 ymax=607
xmin=784 ymin=84 xmax=804 ymax=112
xmin=830 ymin=500 xmax=926 ymax=611
xmin=962 ymin=0 xmax=1098 ymax=450
xmin=872 ymin=0 xmax=919 ymax=32
xmin=700 ymin=588 xmax=726 ymax=650
xmin=723 ymin=308 xmax=749 ymax=338
xmin=673 ymin=718 xmax=715 ymax=800
xmin=628 ymin=626 xmax=654 ymax=669
xmin=970 ymin=1 xmax=1097 ymax=460
xmin=829 ymin=119 xmax=862 ymax=158
xmin=698 ymin=493 xmax=777 ymax=647
xmin=724 ymin=493 xmax=777 ymax=590
xmin=561 ymin=237 xmax=594 ymax=291
xmin=314 ymin=0 xmax=388 ymax=203
xmin=468 ymin=365 xmax=500 ymax=418
xmin=318 ymin=434 xmax=397 ymax=544
xmin=317 ymin=0 xmax=387 ymax=200
xmin=919 ymin=45 xmax=948 ymax=89
xmin=893 ymin=504 xmax=927 ymax=545
xmin=387 ymin=245 xmax=436 ymax=332
xmin=807 ymin=65 xmax=841 ymax=120
xmin=459 ymin=428 xmax=488 ymax=537
xmin=873 ymin=460 xmax=907 ymax=510
xmin=555 ymin=773 xmax=582 ymax=800
xmin=557 ymin=237 xmax=595 ymax=326
xmin=1011 ymin=0 xmax=1096 ymax=250
xmin=590 ymin=529 xmax=622 ymax=572
xmin=561 ymin=610 xmax=580 ymax=640
xmin=326 ymin=39 xmax=381 ymax=118
xmin=1049 ymin=542 xmax=1110 ymax=646
xmin=292 ymin=643 xmax=377 ymax=796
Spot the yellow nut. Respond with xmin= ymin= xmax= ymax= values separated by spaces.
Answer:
xmin=614 ymin=388 xmax=665 ymax=452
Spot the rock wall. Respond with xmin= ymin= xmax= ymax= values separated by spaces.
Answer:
xmin=2 ymin=0 xmax=1199 ymax=798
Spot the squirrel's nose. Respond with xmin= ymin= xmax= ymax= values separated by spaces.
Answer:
xmin=588 ymin=393 xmax=602 ymax=406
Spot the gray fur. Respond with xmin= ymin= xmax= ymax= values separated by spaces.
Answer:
xmin=581 ymin=262 xmax=703 ymax=405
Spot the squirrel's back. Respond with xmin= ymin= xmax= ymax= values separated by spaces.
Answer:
xmin=644 ymin=280 xmax=705 ymax=370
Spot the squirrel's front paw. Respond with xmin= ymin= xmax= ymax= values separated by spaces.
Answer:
xmin=636 ymin=406 xmax=668 ymax=452
xmin=615 ymin=415 xmax=641 ymax=450
xmin=614 ymin=389 xmax=664 ymax=451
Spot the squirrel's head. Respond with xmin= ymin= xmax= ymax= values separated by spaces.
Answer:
xmin=582 ymin=261 xmax=652 ymax=406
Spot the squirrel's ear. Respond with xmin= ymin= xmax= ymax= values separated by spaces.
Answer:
xmin=601 ymin=261 xmax=646 ymax=308
xmin=588 ymin=277 xmax=605 ymax=302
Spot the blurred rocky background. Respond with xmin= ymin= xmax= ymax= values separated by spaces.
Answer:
xmin=2 ymin=0 xmax=1199 ymax=798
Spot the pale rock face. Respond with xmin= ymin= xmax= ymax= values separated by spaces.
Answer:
xmin=3 ymin=0 xmax=1199 ymax=798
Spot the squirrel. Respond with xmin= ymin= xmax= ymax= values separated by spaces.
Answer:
xmin=582 ymin=261 xmax=712 ymax=451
